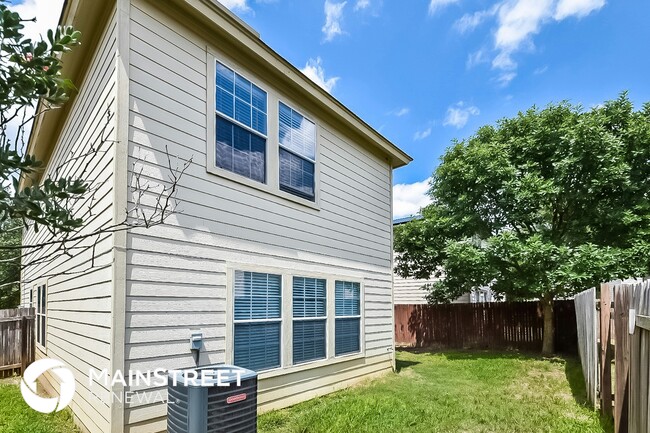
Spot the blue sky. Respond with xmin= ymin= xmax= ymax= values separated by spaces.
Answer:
xmin=220 ymin=0 xmax=650 ymax=217
xmin=16 ymin=0 xmax=650 ymax=217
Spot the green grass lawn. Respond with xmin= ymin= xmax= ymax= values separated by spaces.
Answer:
xmin=0 ymin=351 xmax=612 ymax=433
xmin=259 ymin=350 xmax=614 ymax=433
xmin=0 ymin=379 xmax=79 ymax=433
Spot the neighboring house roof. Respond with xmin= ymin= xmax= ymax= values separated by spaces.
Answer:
xmin=22 ymin=0 xmax=412 ymax=188
xmin=393 ymin=215 xmax=423 ymax=226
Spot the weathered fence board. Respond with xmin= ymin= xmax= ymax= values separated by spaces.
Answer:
xmin=575 ymin=288 xmax=598 ymax=408
xmin=394 ymin=300 xmax=577 ymax=354
xmin=601 ymin=283 xmax=614 ymax=417
xmin=628 ymin=281 xmax=650 ymax=433
xmin=0 ymin=308 xmax=35 ymax=378
xmin=614 ymin=284 xmax=632 ymax=433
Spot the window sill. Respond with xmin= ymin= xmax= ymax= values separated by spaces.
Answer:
xmin=257 ymin=351 xmax=364 ymax=380
xmin=206 ymin=165 xmax=320 ymax=211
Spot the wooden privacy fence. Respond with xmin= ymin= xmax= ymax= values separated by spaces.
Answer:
xmin=394 ymin=301 xmax=577 ymax=354
xmin=0 ymin=308 xmax=35 ymax=378
xmin=574 ymin=288 xmax=598 ymax=408
xmin=574 ymin=280 xmax=650 ymax=433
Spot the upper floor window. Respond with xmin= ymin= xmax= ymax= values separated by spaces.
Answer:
xmin=215 ymin=62 xmax=268 ymax=183
xmin=233 ymin=271 xmax=281 ymax=372
xmin=279 ymin=102 xmax=316 ymax=201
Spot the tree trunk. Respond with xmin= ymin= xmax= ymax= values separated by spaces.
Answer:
xmin=541 ymin=293 xmax=555 ymax=356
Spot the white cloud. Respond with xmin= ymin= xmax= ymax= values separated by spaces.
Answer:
xmin=443 ymin=101 xmax=479 ymax=128
xmin=390 ymin=107 xmax=410 ymax=117
xmin=494 ymin=0 xmax=553 ymax=54
xmin=454 ymin=7 xmax=497 ymax=33
xmin=413 ymin=127 xmax=432 ymax=141
xmin=534 ymin=65 xmax=548 ymax=74
xmin=554 ymin=0 xmax=605 ymax=20
xmin=393 ymin=178 xmax=433 ymax=219
xmin=489 ymin=0 xmax=605 ymax=85
xmin=323 ymin=1 xmax=347 ymax=41
xmin=217 ymin=0 xmax=251 ymax=12
xmin=11 ymin=0 xmax=65 ymax=43
xmin=466 ymin=49 xmax=489 ymax=69
xmin=492 ymin=50 xmax=517 ymax=70
xmin=300 ymin=57 xmax=340 ymax=93
xmin=354 ymin=0 xmax=370 ymax=11
xmin=496 ymin=71 xmax=517 ymax=86
xmin=428 ymin=0 xmax=460 ymax=16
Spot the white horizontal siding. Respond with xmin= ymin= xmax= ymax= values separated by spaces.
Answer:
xmin=393 ymin=275 xmax=471 ymax=304
xmin=20 ymin=7 xmax=118 ymax=433
xmin=123 ymin=0 xmax=394 ymax=431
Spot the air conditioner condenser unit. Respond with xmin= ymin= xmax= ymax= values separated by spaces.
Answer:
xmin=168 ymin=364 xmax=258 ymax=433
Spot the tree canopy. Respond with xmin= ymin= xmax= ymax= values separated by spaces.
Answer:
xmin=394 ymin=93 xmax=650 ymax=353
xmin=0 ymin=1 xmax=84 ymax=234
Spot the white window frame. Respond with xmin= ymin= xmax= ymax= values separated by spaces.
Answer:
xmin=206 ymin=48 xmax=321 ymax=211
xmin=225 ymin=263 xmax=365 ymax=379
xmin=214 ymin=60 xmax=269 ymax=184
xmin=34 ymin=282 xmax=47 ymax=351
xmin=334 ymin=280 xmax=363 ymax=358
xmin=231 ymin=270 xmax=283 ymax=373
xmin=278 ymin=101 xmax=318 ymax=202
xmin=291 ymin=276 xmax=328 ymax=365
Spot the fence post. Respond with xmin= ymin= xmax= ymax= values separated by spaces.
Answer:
xmin=20 ymin=315 xmax=29 ymax=375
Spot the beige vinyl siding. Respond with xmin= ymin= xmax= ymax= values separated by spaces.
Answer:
xmin=20 ymin=6 xmax=118 ymax=433
xmin=123 ymin=1 xmax=393 ymax=431
xmin=393 ymin=275 xmax=471 ymax=305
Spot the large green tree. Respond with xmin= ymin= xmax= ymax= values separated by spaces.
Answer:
xmin=395 ymin=93 xmax=650 ymax=354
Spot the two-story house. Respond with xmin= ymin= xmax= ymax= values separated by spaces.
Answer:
xmin=20 ymin=0 xmax=411 ymax=432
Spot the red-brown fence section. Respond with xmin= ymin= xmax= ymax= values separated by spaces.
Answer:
xmin=395 ymin=301 xmax=577 ymax=354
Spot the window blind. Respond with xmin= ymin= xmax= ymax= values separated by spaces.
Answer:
xmin=292 ymin=277 xmax=326 ymax=364
xmin=335 ymin=281 xmax=361 ymax=356
xmin=278 ymin=102 xmax=316 ymax=201
xmin=233 ymin=271 xmax=282 ymax=371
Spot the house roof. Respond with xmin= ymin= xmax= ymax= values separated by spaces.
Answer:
xmin=393 ymin=215 xmax=423 ymax=226
xmin=22 ymin=0 xmax=412 ymax=187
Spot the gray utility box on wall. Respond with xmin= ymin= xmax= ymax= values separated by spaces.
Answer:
xmin=167 ymin=365 xmax=258 ymax=433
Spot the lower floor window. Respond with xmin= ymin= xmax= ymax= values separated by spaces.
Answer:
xmin=335 ymin=318 xmax=360 ymax=356
xmin=335 ymin=281 xmax=361 ymax=356
xmin=232 ymin=272 xmax=362 ymax=370
xmin=234 ymin=322 xmax=281 ymax=372
xmin=233 ymin=271 xmax=281 ymax=372
xmin=293 ymin=319 xmax=326 ymax=364
xmin=36 ymin=284 xmax=46 ymax=348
